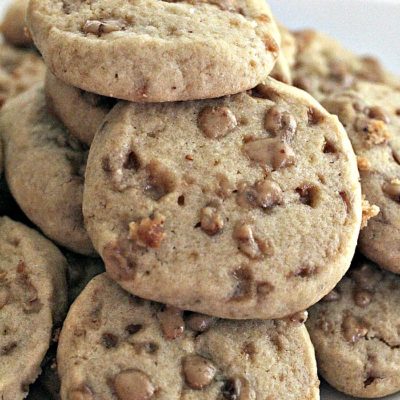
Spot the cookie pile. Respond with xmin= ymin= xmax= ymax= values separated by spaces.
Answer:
xmin=0 ymin=0 xmax=399 ymax=399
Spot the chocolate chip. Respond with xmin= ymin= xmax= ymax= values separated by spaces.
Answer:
xmin=185 ymin=314 xmax=215 ymax=333
xmin=308 ymin=107 xmax=325 ymax=125
xmin=126 ymin=324 xmax=143 ymax=335
xmin=264 ymin=106 xmax=297 ymax=141
xmin=103 ymin=239 xmax=136 ymax=281
xmin=200 ymin=206 xmax=224 ymax=236
xmin=351 ymin=264 xmax=382 ymax=291
xmin=382 ymin=179 xmax=400 ymax=202
xmin=353 ymin=289 xmax=373 ymax=308
xmin=342 ymin=314 xmax=368 ymax=344
xmin=284 ymin=311 xmax=308 ymax=325
xmin=157 ymin=306 xmax=185 ymax=340
xmin=144 ymin=161 xmax=176 ymax=201
xmin=230 ymin=267 xmax=253 ymax=302
xmin=83 ymin=19 xmax=125 ymax=36
xmin=237 ymin=179 xmax=283 ymax=210
xmin=114 ymin=370 xmax=155 ymax=400
xmin=101 ymin=333 xmax=119 ymax=349
xmin=233 ymin=222 xmax=270 ymax=259
xmin=1 ymin=341 xmax=17 ymax=356
xmin=182 ymin=355 xmax=217 ymax=390
xmin=243 ymin=137 xmax=296 ymax=171
xmin=367 ymin=106 xmax=390 ymax=124
xmin=198 ymin=106 xmax=237 ymax=139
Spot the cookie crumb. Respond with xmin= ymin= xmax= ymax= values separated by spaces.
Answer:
xmin=361 ymin=197 xmax=380 ymax=229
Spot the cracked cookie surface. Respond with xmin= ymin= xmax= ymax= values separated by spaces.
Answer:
xmin=58 ymin=273 xmax=319 ymax=400
xmin=28 ymin=0 xmax=280 ymax=102
xmin=323 ymin=81 xmax=400 ymax=273
xmin=45 ymin=71 xmax=115 ymax=146
xmin=83 ymin=77 xmax=361 ymax=319
xmin=292 ymin=30 xmax=400 ymax=101
xmin=0 ymin=85 xmax=95 ymax=255
xmin=307 ymin=258 xmax=400 ymax=398
xmin=0 ymin=217 xmax=67 ymax=400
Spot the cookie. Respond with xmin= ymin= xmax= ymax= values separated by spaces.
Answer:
xmin=45 ymin=71 xmax=115 ymax=146
xmin=0 ymin=85 xmax=95 ymax=256
xmin=0 ymin=216 xmax=68 ymax=399
xmin=270 ymin=24 xmax=297 ymax=84
xmin=1 ymin=0 xmax=32 ymax=47
xmin=307 ymin=258 xmax=400 ymax=398
xmin=0 ymin=43 xmax=45 ymax=107
xmin=323 ymin=81 xmax=400 ymax=274
xmin=27 ymin=0 xmax=280 ymax=102
xmin=58 ymin=273 xmax=320 ymax=400
xmin=83 ymin=77 xmax=362 ymax=319
xmin=292 ymin=30 xmax=400 ymax=101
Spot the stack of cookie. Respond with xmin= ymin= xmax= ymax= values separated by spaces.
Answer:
xmin=0 ymin=0 xmax=400 ymax=399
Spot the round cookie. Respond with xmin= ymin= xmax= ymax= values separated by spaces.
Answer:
xmin=27 ymin=0 xmax=280 ymax=103
xmin=292 ymin=30 xmax=400 ymax=101
xmin=58 ymin=273 xmax=320 ymax=400
xmin=307 ymin=259 xmax=400 ymax=398
xmin=323 ymin=81 xmax=400 ymax=274
xmin=83 ymin=77 xmax=362 ymax=319
xmin=0 ymin=216 xmax=68 ymax=399
xmin=0 ymin=43 xmax=45 ymax=108
xmin=270 ymin=24 xmax=297 ymax=84
xmin=0 ymin=85 xmax=95 ymax=256
xmin=45 ymin=71 xmax=116 ymax=146
xmin=1 ymin=0 xmax=32 ymax=47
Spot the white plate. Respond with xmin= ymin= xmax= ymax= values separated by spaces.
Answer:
xmin=1 ymin=1 xmax=399 ymax=399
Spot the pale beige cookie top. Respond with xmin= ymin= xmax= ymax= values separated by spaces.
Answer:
xmin=1 ymin=0 xmax=32 ymax=47
xmin=0 ymin=216 xmax=68 ymax=400
xmin=0 ymin=85 xmax=95 ymax=256
xmin=270 ymin=24 xmax=297 ymax=84
xmin=83 ymin=77 xmax=362 ymax=320
xmin=0 ymin=43 xmax=45 ymax=108
xmin=323 ymin=81 xmax=400 ymax=274
xmin=45 ymin=71 xmax=116 ymax=146
xmin=27 ymin=0 xmax=280 ymax=102
xmin=307 ymin=259 xmax=400 ymax=398
xmin=292 ymin=30 xmax=400 ymax=101
xmin=58 ymin=273 xmax=319 ymax=400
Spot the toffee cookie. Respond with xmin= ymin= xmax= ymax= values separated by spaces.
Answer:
xmin=1 ymin=0 xmax=32 ymax=47
xmin=58 ymin=274 xmax=320 ymax=400
xmin=292 ymin=30 xmax=400 ymax=101
xmin=83 ymin=77 xmax=362 ymax=319
xmin=270 ymin=24 xmax=297 ymax=84
xmin=0 ymin=217 xmax=68 ymax=399
xmin=45 ymin=71 xmax=116 ymax=146
xmin=0 ymin=85 xmax=95 ymax=256
xmin=0 ymin=43 xmax=45 ymax=108
xmin=307 ymin=259 xmax=400 ymax=398
xmin=323 ymin=81 xmax=400 ymax=274
xmin=27 ymin=0 xmax=280 ymax=102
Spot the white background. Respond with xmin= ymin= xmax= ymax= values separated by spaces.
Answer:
xmin=1 ymin=0 xmax=399 ymax=399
